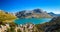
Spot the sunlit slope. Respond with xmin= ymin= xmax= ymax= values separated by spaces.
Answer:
xmin=0 ymin=10 xmax=16 ymax=22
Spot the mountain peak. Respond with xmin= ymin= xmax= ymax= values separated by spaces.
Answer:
xmin=49 ymin=12 xmax=55 ymax=14
xmin=33 ymin=9 xmax=43 ymax=13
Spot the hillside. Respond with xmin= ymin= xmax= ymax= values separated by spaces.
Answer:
xmin=36 ymin=16 xmax=60 ymax=32
xmin=15 ymin=9 xmax=52 ymax=18
xmin=0 ymin=10 xmax=16 ymax=23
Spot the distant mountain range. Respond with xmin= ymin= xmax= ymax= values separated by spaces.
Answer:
xmin=1 ymin=9 xmax=60 ymax=18
xmin=15 ymin=9 xmax=52 ymax=18
xmin=48 ymin=12 xmax=60 ymax=17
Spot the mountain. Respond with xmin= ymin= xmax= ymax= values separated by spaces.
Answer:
xmin=48 ymin=12 xmax=60 ymax=17
xmin=15 ymin=9 xmax=52 ymax=18
xmin=0 ymin=10 xmax=16 ymax=23
xmin=45 ymin=16 xmax=60 ymax=32
xmin=36 ymin=16 xmax=60 ymax=32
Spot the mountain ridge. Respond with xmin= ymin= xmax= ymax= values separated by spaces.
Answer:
xmin=48 ymin=12 xmax=60 ymax=17
xmin=15 ymin=9 xmax=52 ymax=18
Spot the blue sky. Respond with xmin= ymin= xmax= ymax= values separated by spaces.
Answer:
xmin=0 ymin=0 xmax=60 ymax=14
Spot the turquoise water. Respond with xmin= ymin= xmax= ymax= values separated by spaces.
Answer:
xmin=14 ymin=18 xmax=52 ymax=24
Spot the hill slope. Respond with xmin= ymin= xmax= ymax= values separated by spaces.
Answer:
xmin=0 ymin=10 xmax=16 ymax=22
xmin=36 ymin=16 xmax=60 ymax=32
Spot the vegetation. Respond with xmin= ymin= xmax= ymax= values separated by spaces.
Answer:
xmin=0 ymin=10 xmax=16 ymax=23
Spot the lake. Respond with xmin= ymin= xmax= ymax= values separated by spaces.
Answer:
xmin=14 ymin=18 xmax=52 ymax=24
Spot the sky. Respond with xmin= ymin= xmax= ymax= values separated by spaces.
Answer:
xmin=0 ymin=0 xmax=60 ymax=14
